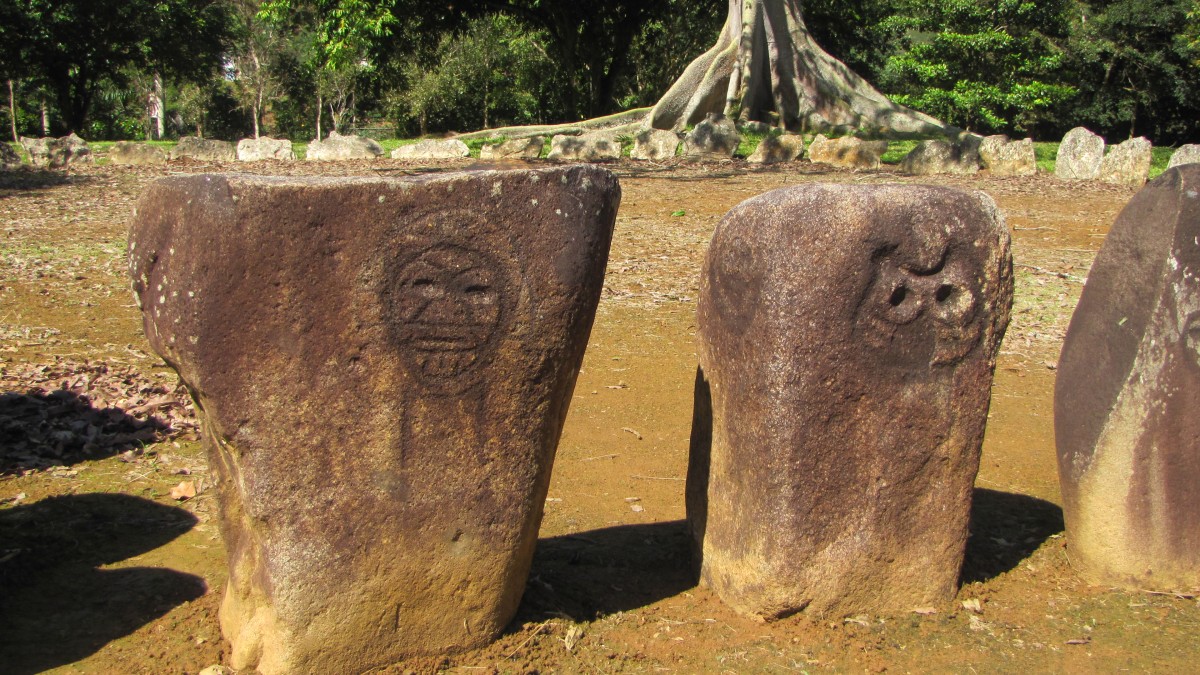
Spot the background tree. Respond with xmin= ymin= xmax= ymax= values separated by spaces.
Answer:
xmin=1065 ymin=0 xmax=1200 ymax=143
xmin=397 ymin=14 xmax=551 ymax=134
xmin=647 ymin=0 xmax=953 ymax=136
xmin=878 ymin=0 xmax=1077 ymax=135
xmin=260 ymin=0 xmax=397 ymax=139
xmin=10 ymin=0 xmax=232 ymax=134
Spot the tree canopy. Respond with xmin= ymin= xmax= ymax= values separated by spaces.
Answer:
xmin=2 ymin=0 xmax=1197 ymax=144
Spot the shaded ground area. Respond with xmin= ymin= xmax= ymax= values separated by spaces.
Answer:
xmin=0 ymin=156 xmax=1196 ymax=673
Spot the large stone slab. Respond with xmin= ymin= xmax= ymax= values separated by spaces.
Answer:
xmin=390 ymin=139 xmax=470 ymax=159
xmin=899 ymin=138 xmax=980 ymax=175
xmin=479 ymin=137 xmax=543 ymax=160
xmin=682 ymin=114 xmax=740 ymax=159
xmin=20 ymin=133 xmax=92 ymax=168
xmin=747 ymin=134 xmax=805 ymax=164
xmin=806 ymin=135 xmax=888 ymax=170
xmin=630 ymin=128 xmax=680 ymax=161
xmin=108 ymin=141 xmax=168 ymax=166
xmin=979 ymin=135 xmax=1037 ymax=176
xmin=1055 ymin=164 xmax=1200 ymax=591
xmin=1099 ymin=136 xmax=1152 ymax=186
xmin=128 ymin=166 xmax=621 ymax=673
xmin=1168 ymin=144 xmax=1200 ymax=168
xmin=1055 ymin=127 xmax=1105 ymax=180
xmin=691 ymin=183 xmax=1013 ymax=619
xmin=305 ymin=131 xmax=383 ymax=161
xmin=171 ymin=136 xmax=236 ymax=162
xmin=547 ymin=132 xmax=622 ymax=162
xmin=237 ymin=136 xmax=296 ymax=161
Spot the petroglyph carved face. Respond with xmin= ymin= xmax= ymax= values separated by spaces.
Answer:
xmin=391 ymin=242 xmax=511 ymax=393
xmin=857 ymin=243 xmax=983 ymax=368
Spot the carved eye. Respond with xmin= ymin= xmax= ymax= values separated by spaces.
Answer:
xmin=889 ymin=285 xmax=909 ymax=306
xmin=935 ymin=284 xmax=955 ymax=303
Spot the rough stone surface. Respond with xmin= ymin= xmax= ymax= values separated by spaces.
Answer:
xmin=747 ymin=134 xmax=805 ymax=164
xmin=979 ymin=135 xmax=1037 ymax=176
xmin=128 ymin=166 xmax=621 ymax=674
xmin=170 ymin=136 xmax=236 ymax=162
xmin=1100 ymin=136 xmax=1153 ymax=186
xmin=1055 ymin=127 xmax=1105 ymax=180
xmin=0 ymin=142 xmax=21 ymax=169
xmin=547 ymin=132 xmax=622 ymax=162
xmin=108 ymin=141 xmax=168 ymax=166
xmin=305 ymin=131 xmax=384 ymax=161
xmin=690 ymin=183 xmax=1013 ymax=619
xmin=1168 ymin=144 xmax=1200 ymax=169
xmin=806 ymin=135 xmax=888 ymax=170
xmin=237 ymin=137 xmax=296 ymax=161
xmin=21 ymin=133 xmax=92 ymax=168
xmin=1054 ymin=164 xmax=1200 ymax=592
xmin=479 ymin=137 xmax=543 ymax=160
xmin=682 ymin=114 xmax=740 ymax=159
xmin=899 ymin=138 xmax=980 ymax=175
xmin=390 ymin=139 xmax=470 ymax=159
xmin=630 ymin=128 xmax=680 ymax=161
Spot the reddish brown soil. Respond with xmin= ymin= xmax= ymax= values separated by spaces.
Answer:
xmin=1 ymin=157 xmax=1196 ymax=674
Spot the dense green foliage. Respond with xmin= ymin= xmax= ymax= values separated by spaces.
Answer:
xmin=1 ymin=0 xmax=1197 ymax=144
xmin=879 ymin=0 xmax=1077 ymax=135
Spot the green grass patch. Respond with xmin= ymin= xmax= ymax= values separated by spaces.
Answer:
xmin=1149 ymin=145 xmax=1173 ymax=180
xmin=1033 ymin=142 xmax=1058 ymax=174
xmin=462 ymin=136 xmax=506 ymax=159
xmin=880 ymin=140 xmax=918 ymax=165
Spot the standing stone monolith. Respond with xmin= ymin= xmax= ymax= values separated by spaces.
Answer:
xmin=170 ymin=136 xmax=237 ymax=162
xmin=1055 ymin=127 xmax=1105 ymax=180
xmin=108 ymin=141 xmax=168 ymax=166
xmin=390 ymin=139 xmax=470 ymax=159
xmin=128 ymin=166 xmax=620 ymax=674
xmin=1168 ymin=144 xmax=1200 ymax=169
xmin=1055 ymin=164 xmax=1200 ymax=592
xmin=979 ymin=135 xmax=1037 ymax=177
xmin=547 ymin=132 xmax=622 ymax=162
xmin=899 ymin=138 xmax=980 ymax=175
xmin=691 ymin=183 xmax=1013 ymax=619
xmin=237 ymin=137 xmax=296 ymax=161
xmin=806 ymin=135 xmax=888 ymax=170
xmin=630 ymin=128 xmax=681 ymax=161
xmin=682 ymin=113 xmax=740 ymax=159
xmin=1099 ymin=136 xmax=1152 ymax=186
xmin=479 ymin=137 xmax=543 ymax=160
xmin=747 ymin=134 xmax=805 ymax=164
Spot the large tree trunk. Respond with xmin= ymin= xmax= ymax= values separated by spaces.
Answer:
xmin=649 ymin=0 xmax=957 ymax=138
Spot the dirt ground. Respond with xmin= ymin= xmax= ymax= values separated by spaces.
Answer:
xmin=0 ymin=155 xmax=1197 ymax=674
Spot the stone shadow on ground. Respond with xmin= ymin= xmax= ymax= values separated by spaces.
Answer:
xmin=520 ymin=520 xmax=696 ymax=623
xmin=0 ymin=389 xmax=173 ymax=474
xmin=0 ymin=168 xmax=88 ymax=195
xmin=0 ymin=493 xmax=206 ymax=674
xmin=962 ymin=488 xmax=1064 ymax=583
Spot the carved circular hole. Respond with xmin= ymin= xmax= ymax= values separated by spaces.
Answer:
xmin=888 ymin=285 xmax=909 ymax=306
xmin=935 ymin=284 xmax=955 ymax=303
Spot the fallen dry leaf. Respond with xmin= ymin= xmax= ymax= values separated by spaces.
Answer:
xmin=169 ymin=480 xmax=197 ymax=501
